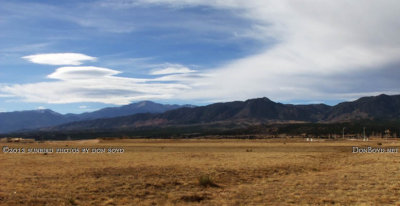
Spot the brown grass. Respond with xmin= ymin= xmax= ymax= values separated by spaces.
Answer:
xmin=1 ymin=138 xmax=400 ymax=205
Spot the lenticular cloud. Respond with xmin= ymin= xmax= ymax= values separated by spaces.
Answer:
xmin=22 ymin=53 xmax=96 ymax=65
xmin=47 ymin=66 xmax=121 ymax=80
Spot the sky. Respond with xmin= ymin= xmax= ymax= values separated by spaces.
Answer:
xmin=0 ymin=0 xmax=400 ymax=114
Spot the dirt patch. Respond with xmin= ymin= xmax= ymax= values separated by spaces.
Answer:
xmin=180 ymin=194 xmax=209 ymax=202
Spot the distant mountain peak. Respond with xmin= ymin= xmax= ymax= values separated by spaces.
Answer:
xmin=374 ymin=93 xmax=392 ymax=100
xmin=36 ymin=109 xmax=57 ymax=113
xmin=137 ymin=101 xmax=149 ymax=107
xmin=377 ymin=93 xmax=389 ymax=97
xmin=246 ymin=97 xmax=273 ymax=103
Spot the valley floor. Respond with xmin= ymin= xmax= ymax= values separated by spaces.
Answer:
xmin=1 ymin=138 xmax=400 ymax=205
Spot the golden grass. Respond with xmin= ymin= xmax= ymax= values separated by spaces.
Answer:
xmin=1 ymin=138 xmax=400 ymax=205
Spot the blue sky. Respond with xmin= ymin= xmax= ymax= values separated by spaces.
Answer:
xmin=1 ymin=0 xmax=400 ymax=114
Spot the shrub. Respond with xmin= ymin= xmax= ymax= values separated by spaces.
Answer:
xmin=198 ymin=174 xmax=219 ymax=187
xmin=67 ymin=198 xmax=78 ymax=206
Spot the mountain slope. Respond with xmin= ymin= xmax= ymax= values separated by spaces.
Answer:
xmin=68 ymin=101 xmax=188 ymax=120
xmin=0 ymin=101 xmax=191 ymax=133
xmin=0 ymin=109 xmax=68 ymax=133
xmin=46 ymin=94 xmax=400 ymax=132
xmin=44 ymin=97 xmax=328 ymax=131
xmin=158 ymin=97 xmax=329 ymax=124
xmin=325 ymin=94 xmax=400 ymax=122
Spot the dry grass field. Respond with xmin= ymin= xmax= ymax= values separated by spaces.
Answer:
xmin=1 ymin=138 xmax=400 ymax=205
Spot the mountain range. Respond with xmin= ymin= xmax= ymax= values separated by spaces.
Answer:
xmin=42 ymin=94 xmax=400 ymax=133
xmin=0 ymin=101 xmax=191 ymax=133
xmin=2 ymin=94 xmax=399 ymax=136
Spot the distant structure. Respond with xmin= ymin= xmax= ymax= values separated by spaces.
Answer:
xmin=363 ymin=127 xmax=368 ymax=141
xmin=342 ymin=127 xmax=346 ymax=139
xmin=0 ymin=137 xmax=35 ymax=143
xmin=384 ymin=129 xmax=391 ymax=138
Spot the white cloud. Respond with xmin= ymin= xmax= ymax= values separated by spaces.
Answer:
xmin=130 ymin=0 xmax=400 ymax=102
xmin=150 ymin=66 xmax=195 ymax=75
xmin=0 ymin=93 xmax=14 ymax=98
xmin=79 ymin=105 xmax=88 ymax=109
xmin=0 ymin=66 xmax=191 ymax=105
xmin=47 ymin=66 xmax=121 ymax=80
xmin=37 ymin=106 xmax=46 ymax=110
xmin=22 ymin=53 xmax=96 ymax=65
xmin=0 ymin=43 xmax=50 ymax=53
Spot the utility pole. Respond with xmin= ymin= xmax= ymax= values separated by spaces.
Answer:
xmin=342 ymin=127 xmax=346 ymax=140
xmin=363 ymin=127 xmax=366 ymax=141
